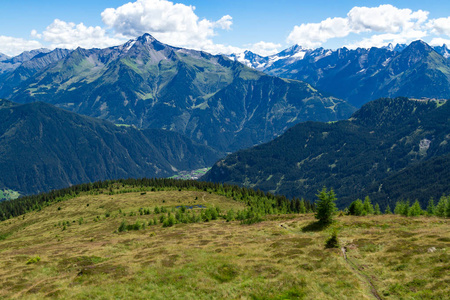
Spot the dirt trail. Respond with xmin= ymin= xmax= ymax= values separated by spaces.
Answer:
xmin=341 ymin=247 xmax=382 ymax=300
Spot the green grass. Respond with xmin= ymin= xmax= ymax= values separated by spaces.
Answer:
xmin=0 ymin=189 xmax=449 ymax=299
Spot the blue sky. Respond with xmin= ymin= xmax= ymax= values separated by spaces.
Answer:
xmin=1 ymin=0 xmax=450 ymax=56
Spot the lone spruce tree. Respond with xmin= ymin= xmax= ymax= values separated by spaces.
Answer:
xmin=315 ymin=187 xmax=337 ymax=224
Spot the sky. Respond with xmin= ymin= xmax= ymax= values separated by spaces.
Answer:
xmin=1 ymin=0 xmax=450 ymax=57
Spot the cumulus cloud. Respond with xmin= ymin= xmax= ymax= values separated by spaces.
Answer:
xmin=101 ymin=0 xmax=234 ymax=53
xmin=287 ymin=4 xmax=435 ymax=48
xmin=36 ymin=19 xmax=124 ymax=49
xmin=246 ymin=41 xmax=282 ymax=56
xmin=429 ymin=37 xmax=450 ymax=47
xmin=215 ymin=15 xmax=233 ymax=30
xmin=287 ymin=17 xmax=350 ymax=48
xmin=427 ymin=17 xmax=450 ymax=36
xmin=348 ymin=5 xmax=428 ymax=33
xmin=0 ymin=35 xmax=43 ymax=56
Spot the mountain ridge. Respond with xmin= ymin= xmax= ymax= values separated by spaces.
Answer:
xmin=229 ymin=40 xmax=450 ymax=107
xmin=0 ymin=33 xmax=355 ymax=153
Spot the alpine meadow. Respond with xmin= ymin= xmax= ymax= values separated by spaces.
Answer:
xmin=0 ymin=1 xmax=449 ymax=299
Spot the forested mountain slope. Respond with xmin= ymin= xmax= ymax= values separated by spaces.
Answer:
xmin=0 ymin=100 xmax=220 ymax=197
xmin=204 ymin=98 xmax=450 ymax=208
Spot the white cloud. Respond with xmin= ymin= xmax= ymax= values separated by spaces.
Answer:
xmin=0 ymin=35 xmax=43 ymax=56
xmin=287 ymin=17 xmax=350 ymax=48
xmin=101 ymin=0 xmax=234 ymax=53
xmin=345 ymin=31 xmax=427 ymax=49
xmin=246 ymin=41 xmax=282 ymax=56
xmin=348 ymin=5 xmax=428 ymax=33
xmin=38 ymin=19 xmax=124 ymax=49
xmin=215 ymin=15 xmax=233 ymax=30
xmin=287 ymin=4 xmax=432 ymax=49
xmin=429 ymin=37 xmax=450 ymax=47
xmin=427 ymin=17 xmax=450 ymax=36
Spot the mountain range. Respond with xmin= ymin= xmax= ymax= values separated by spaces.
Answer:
xmin=203 ymin=97 xmax=450 ymax=208
xmin=1 ymin=36 xmax=450 ymax=206
xmin=0 ymin=34 xmax=354 ymax=153
xmin=230 ymin=41 xmax=450 ymax=107
xmin=0 ymin=99 xmax=220 ymax=197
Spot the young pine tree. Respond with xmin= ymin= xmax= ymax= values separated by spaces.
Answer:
xmin=435 ymin=196 xmax=447 ymax=217
xmin=394 ymin=200 xmax=409 ymax=216
xmin=374 ymin=203 xmax=381 ymax=215
xmin=385 ymin=204 xmax=392 ymax=214
xmin=409 ymin=200 xmax=423 ymax=217
xmin=299 ymin=199 xmax=306 ymax=214
xmin=426 ymin=198 xmax=435 ymax=216
xmin=363 ymin=196 xmax=375 ymax=215
xmin=315 ymin=187 xmax=337 ymax=225
xmin=446 ymin=196 xmax=450 ymax=218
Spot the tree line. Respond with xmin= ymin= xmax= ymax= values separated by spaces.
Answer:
xmin=0 ymin=178 xmax=315 ymax=221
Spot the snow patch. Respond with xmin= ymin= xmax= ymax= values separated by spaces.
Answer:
xmin=292 ymin=51 xmax=306 ymax=59
xmin=124 ymin=40 xmax=136 ymax=52
xmin=382 ymin=57 xmax=392 ymax=67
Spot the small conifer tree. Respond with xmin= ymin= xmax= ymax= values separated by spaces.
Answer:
xmin=299 ymin=199 xmax=306 ymax=214
xmin=426 ymin=198 xmax=435 ymax=215
xmin=409 ymin=200 xmax=423 ymax=216
xmin=446 ymin=196 xmax=450 ymax=218
xmin=363 ymin=196 xmax=375 ymax=215
xmin=374 ymin=203 xmax=381 ymax=215
xmin=385 ymin=204 xmax=392 ymax=214
xmin=435 ymin=196 xmax=447 ymax=217
xmin=315 ymin=187 xmax=337 ymax=224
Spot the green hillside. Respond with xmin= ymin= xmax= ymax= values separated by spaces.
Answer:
xmin=0 ymin=181 xmax=448 ymax=299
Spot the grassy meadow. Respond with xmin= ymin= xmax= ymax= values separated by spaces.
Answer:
xmin=0 ymin=189 xmax=449 ymax=299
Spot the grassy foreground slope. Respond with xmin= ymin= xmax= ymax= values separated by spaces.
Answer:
xmin=0 ymin=187 xmax=449 ymax=299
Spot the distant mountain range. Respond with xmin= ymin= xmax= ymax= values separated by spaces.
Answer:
xmin=0 ymin=34 xmax=354 ymax=153
xmin=229 ymin=41 xmax=450 ymax=107
xmin=0 ymin=99 xmax=220 ymax=197
xmin=203 ymin=98 xmax=450 ymax=208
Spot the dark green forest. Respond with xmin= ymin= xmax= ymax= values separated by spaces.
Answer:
xmin=204 ymin=98 xmax=450 ymax=208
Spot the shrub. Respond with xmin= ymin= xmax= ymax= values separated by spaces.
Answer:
xmin=159 ymin=215 xmax=166 ymax=224
xmin=118 ymin=221 xmax=127 ymax=232
xmin=163 ymin=215 xmax=176 ymax=227
xmin=225 ymin=209 xmax=236 ymax=222
xmin=325 ymin=228 xmax=339 ymax=248
xmin=26 ymin=256 xmax=41 ymax=264
xmin=348 ymin=199 xmax=365 ymax=216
